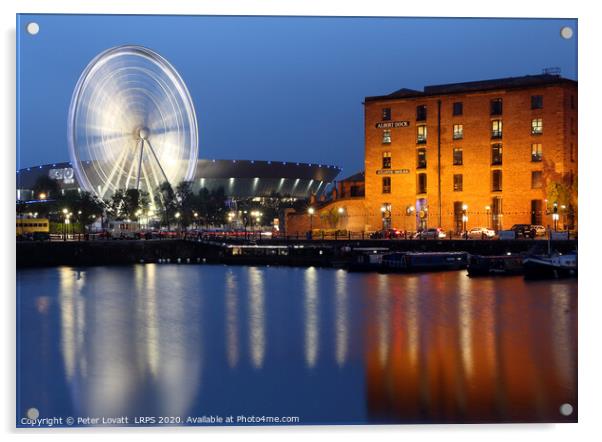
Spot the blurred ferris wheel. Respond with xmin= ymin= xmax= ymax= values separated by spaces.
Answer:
xmin=67 ymin=45 xmax=198 ymax=202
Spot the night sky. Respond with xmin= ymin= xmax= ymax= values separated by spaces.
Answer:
xmin=17 ymin=15 xmax=577 ymax=178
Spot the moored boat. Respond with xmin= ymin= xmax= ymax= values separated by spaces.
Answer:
xmin=523 ymin=251 xmax=577 ymax=279
xmin=467 ymin=254 xmax=524 ymax=276
xmin=382 ymin=252 xmax=468 ymax=272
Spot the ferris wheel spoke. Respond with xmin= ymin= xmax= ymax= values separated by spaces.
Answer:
xmin=145 ymin=139 xmax=171 ymax=186
xmin=100 ymin=142 xmax=135 ymax=198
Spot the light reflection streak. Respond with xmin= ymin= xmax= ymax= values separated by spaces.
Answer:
xmin=225 ymin=271 xmax=240 ymax=369
xmin=304 ymin=267 xmax=319 ymax=368
xmin=334 ymin=269 xmax=349 ymax=367
xmin=458 ymin=273 xmax=474 ymax=380
xmin=248 ymin=267 xmax=265 ymax=369
xmin=376 ymin=274 xmax=390 ymax=367
xmin=551 ymin=284 xmax=574 ymax=386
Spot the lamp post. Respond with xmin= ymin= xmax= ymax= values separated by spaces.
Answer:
xmin=462 ymin=204 xmax=468 ymax=238
xmin=552 ymin=201 xmax=559 ymax=231
xmin=308 ymin=207 xmax=315 ymax=236
xmin=62 ymin=208 xmax=68 ymax=241
xmin=175 ymin=211 xmax=181 ymax=232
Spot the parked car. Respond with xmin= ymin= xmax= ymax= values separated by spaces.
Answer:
xmin=531 ymin=225 xmax=547 ymax=237
xmin=510 ymin=224 xmax=534 ymax=238
xmin=413 ymin=228 xmax=446 ymax=239
xmin=370 ymin=228 xmax=403 ymax=239
xmin=467 ymin=227 xmax=495 ymax=239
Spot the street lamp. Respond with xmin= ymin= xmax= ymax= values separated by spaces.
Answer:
xmin=308 ymin=207 xmax=315 ymax=232
xmin=39 ymin=192 xmax=46 ymax=200
xmin=552 ymin=201 xmax=559 ymax=231
xmin=462 ymin=204 xmax=468 ymax=236
xmin=62 ymin=208 xmax=69 ymax=241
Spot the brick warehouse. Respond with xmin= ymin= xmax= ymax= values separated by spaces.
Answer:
xmin=286 ymin=74 xmax=578 ymax=235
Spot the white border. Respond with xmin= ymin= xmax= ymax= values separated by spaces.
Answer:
xmin=3 ymin=1 xmax=601 ymax=441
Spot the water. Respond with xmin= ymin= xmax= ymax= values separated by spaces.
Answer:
xmin=17 ymin=265 xmax=577 ymax=425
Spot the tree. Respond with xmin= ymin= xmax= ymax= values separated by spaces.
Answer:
xmin=32 ymin=175 xmax=60 ymax=200
xmin=176 ymin=181 xmax=195 ymax=228
xmin=154 ymin=182 xmax=177 ymax=229
xmin=109 ymin=188 xmax=149 ymax=221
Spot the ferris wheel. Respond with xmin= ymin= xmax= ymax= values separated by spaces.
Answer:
xmin=67 ymin=45 xmax=198 ymax=202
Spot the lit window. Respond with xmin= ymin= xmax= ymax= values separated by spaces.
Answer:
xmin=491 ymin=120 xmax=503 ymax=139
xmin=531 ymin=95 xmax=543 ymax=109
xmin=416 ymin=148 xmax=427 ymax=169
xmin=382 ymin=177 xmax=391 ymax=194
xmin=531 ymin=118 xmax=543 ymax=135
xmin=531 ymin=171 xmax=543 ymax=189
xmin=382 ymin=108 xmax=391 ymax=121
xmin=416 ymin=105 xmax=427 ymax=121
xmin=453 ymin=147 xmax=463 ymax=165
xmin=453 ymin=124 xmax=463 ymax=140
xmin=417 ymin=125 xmax=427 ymax=144
xmin=453 ymin=174 xmax=463 ymax=192
xmin=382 ymin=129 xmax=391 ymax=144
xmin=382 ymin=151 xmax=391 ymax=169
xmin=491 ymin=143 xmax=503 ymax=165
xmin=453 ymin=102 xmax=463 ymax=116
xmin=531 ymin=144 xmax=542 ymax=162
xmin=490 ymin=98 xmax=503 ymax=116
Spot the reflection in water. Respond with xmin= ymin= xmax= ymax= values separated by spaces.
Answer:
xmin=248 ymin=267 xmax=265 ymax=369
xmin=225 ymin=271 xmax=239 ymax=369
xmin=334 ymin=270 xmax=348 ymax=367
xmin=57 ymin=265 xmax=202 ymax=418
xmin=304 ymin=267 xmax=319 ymax=368
xmin=365 ymin=273 xmax=577 ymax=423
xmin=19 ymin=266 xmax=576 ymax=425
xmin=376 ymin=274 xmax=390 ymax=367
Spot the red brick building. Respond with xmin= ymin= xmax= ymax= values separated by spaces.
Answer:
xmin=286 ymin=74 xmax=577 ymax=235
xmin=363 ymin=74 xmax=577 ymax=233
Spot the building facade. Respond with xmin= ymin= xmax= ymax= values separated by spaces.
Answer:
xmin=362 ymin=74 xmax=577 ymax=233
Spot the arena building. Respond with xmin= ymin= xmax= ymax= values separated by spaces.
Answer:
xmin=287 ymin=73 xmax=578 ymax=235
xmin=16 ymin=159 xmax=341 ymax=201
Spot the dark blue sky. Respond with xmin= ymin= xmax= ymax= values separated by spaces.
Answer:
xmin=17 ymin=15 xmax=577 ymax=176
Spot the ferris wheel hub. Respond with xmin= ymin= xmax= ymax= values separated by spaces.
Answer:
xmin=137 ymin=127 xmax=150 ymax=140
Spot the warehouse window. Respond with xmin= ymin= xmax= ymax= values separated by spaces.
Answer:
xmin=491 ymin=120 xmax=503 ymax=139
xmin=417 ymin=125 xmax=427 ymax=144
xmin=531 ymin=144 xmax=542 ymax=162
xmin=531 ymin=118 xmax=543 ymax=135
xmin=453 ymin=174 xmax=463 ymax=192
xmin=531 ymin=171 xmax=543 ymax=189
xmin=382 ymin=107 xmax=391 ymax=121
xmin=491 ymin=143 xmax=503 ymax=165
xmin=416 ymin=105 xmax=427 ymax=121
xmin=453 ymin=102 xmax=463 ymax=116
xmin=453 ymin=147 xmax=463 ymax=165
xmin=417 ymin=173 xmax=427 ymax=194
xmin=531 ymin=95 xmax=543 ymax=109
xmin=382 ymin=177 xmax=391 ymax=194
xmin=492 ymin=197 xmax=503 ymax=230
xmin=416 ymin=148 xmax=427 ymax=169
xmin=382 ymin=129 xmax=391 ymax=144
xmin=382 ymin=151 xmax=391 ymax=169
xmin=492 ymin=170 xmax=502 ymax=192
xmin=490 ymin=98 xmax=503 ymax=116
xmin=531 ymin=200 xmax=543 ymax=225
xmin=453 ymin=124 xmax=463 ymax=140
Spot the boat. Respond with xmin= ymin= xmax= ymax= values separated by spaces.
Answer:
xmin=381 ymin=252 xmax=468 ymax=272
xmin=346 ymin=252 xmax=385 ymax=272
xmin=467 ymin=254 xmax=524 ymax=276
xmin=523 ymin=251 xmax=577 ymax=279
